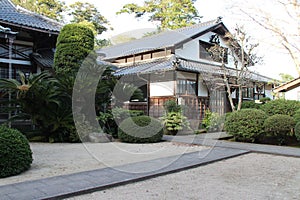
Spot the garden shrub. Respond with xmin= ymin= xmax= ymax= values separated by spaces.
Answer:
xmin=224 ymin=109 xmax=267 ymax=142
xmin=98 ymin=108 xmax=144 ymax=138
xmin=160 ymin=112 xmax=190 ymax=135
xmin=263 ymin=114 xmax=295 ymax=145
xmin=118 ymin=116 xmax=163 ymax=143
xmin=241 ymin=101 xmax=261 ymax=109
xmin=54 ymin=23 xmax=94 ymax=75
xmin=259 ymin=97 xmax=271 ymax=104
xmin=294 ymin=122 xmax=300 ymax=142
xmin=164 ymin=99 xmax=181 ymax=113
xmin=260 ymin=99 xmax=300 ymax=117
xmin=202 ymin=109 xmax=224 ymax=132
xmin=0 ymin=126 xmax=33 ymax=178
xmin=293 ymin=109 xmax=300 ymax=123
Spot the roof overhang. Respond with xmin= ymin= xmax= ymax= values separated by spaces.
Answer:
xmin=273 ymin=77 xmax=300 ymax=93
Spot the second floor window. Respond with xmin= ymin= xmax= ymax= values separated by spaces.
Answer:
xmin=177 ymin=79 xmax=196 ymax=95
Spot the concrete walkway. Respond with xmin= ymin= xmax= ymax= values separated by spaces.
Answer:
xmin=1 ymin=147 xmax=248 ymax=200
xmin=163 ymin=133 xmax=300 ymax=157
xmin=1 ymin=133 xmax=300 ymax=200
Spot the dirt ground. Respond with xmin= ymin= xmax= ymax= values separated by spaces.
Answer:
xmin=0 ymin=141 xmax=207 ymax=186
xmin=67 ymin=153 xmax=300 ymax=200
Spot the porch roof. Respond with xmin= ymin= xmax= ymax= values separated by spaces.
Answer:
xmin=31 ymin=49 xmax=55 ymax=69
xmin=0 ymin=0 xmax=62 ymax=34
xmin=114 ymin=56 xmax=273 ymax=83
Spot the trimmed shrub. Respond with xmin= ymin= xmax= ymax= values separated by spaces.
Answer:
xmin=0 ymin=126 xmax=33 ymax=178
xmin=118 ymin=116 xmax=163 ymax=143
xmin=295 ymin=122 xmax=300 ymax=141
xmin=54 ymin=23 xmax=94 ymax=75
xmin=293 ymin=109 xmax=300 ymax=123
xmin=225 ymin=109 xmax=267 ymax=142
xmin=259 ymin=97 xmax=271 ymax=104
xmin=241 ymin=101 xmax=261 ymax=109
xmin=263 ymin=114 xmax=295 ymax=145
xmin=261 ymin=99 xmax=300 ymax=117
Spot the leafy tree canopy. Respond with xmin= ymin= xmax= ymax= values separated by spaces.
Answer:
xmin=117 ymin=0 xmax=201 ymax=30
xmin=68 ymin=1 xmax=111 ymax=35
xmin=11 ymin=0 xmax=65 ymax=21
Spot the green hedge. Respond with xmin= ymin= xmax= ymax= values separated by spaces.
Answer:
xmin=260 ymin=99 xmax=300 ymax=117
xmin=263 ymin=114 xmax=295 ymax=145
xmin=294 ymin=122 xmax=300 ymax=142
xmin=0 ymin=126 xmax=33 ymax=178
xmin=118 ymin=116 xmax=163 ymax=143
xmin=241 ymin=101 xmax=261 ymax=109
xmin=225 ymin=109 xmax=267 ymax=142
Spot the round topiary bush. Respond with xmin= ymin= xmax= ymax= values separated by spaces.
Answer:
xmin=294 ymin=121 xmax=300 ymax=142
xmin=225 ymin=109 xmax=267 ymax=142
xmin=263 ymin=114 xmax=295 ymax=145
xmin=260 ymin=99 xmax=300 ymax=117
xmin=118 ymin=116 xmax=163 ymax=143
xmin=0 ymin=126 xmax=33 ymax=178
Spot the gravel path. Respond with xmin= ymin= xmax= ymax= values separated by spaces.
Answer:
xmin=0 ymin=141 xmax=207 ymax=186
xmin=67 ymin=153 xmax=300 ymax=200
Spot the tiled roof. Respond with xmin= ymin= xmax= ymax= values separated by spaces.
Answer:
xmin=0 ymin=0 xmax=62 ymax=34
xmin=114 ymin=56 xmax=273 ymax=83
xmin=99 ymin=20 xmax=224 ymax=60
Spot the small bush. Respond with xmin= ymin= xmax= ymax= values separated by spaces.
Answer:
xmin=263 ymin=114 xmax=295 ymax=145
xmin=0 ymin=126 xmax=33 ymax=178
xmin=225 ymin=109 xmax=267 ymax=142
xmin=294 ymin=122 xmax=300 ymax=141
xmin=202 ymin=109 xmax=224 ymax=132
xmin=160 ymin=112 xmax=190 ymax=135
xmin=241 ymin=101 xmax=261 ymax=109
xmin=261 ymin=99 xmax=300 ymax=117
xmin=164 ymin=99 xmax=181 ymax=113
xmin=98 ymin=108 xmax=144 ymax=138
xmin=118 ymin=116 xmax=163 ymax=143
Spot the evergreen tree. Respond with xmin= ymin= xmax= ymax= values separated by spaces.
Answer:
xmin=117 ymin=0 xmax=201 ymax=30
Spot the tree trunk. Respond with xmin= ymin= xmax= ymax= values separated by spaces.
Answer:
xmin=224 ymin=75 xmax=235 ymax=112
xmin=237 ymin=85 xmax=243 ymax=110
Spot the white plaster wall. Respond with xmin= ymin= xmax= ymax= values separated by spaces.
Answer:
xmin=175 ymin=32 xmax=240 ymax=69
xmin=265 ymin=90 xmax=273 ymax=99
xmin=150 ymin=81 xmax=174 ymax=97
xmin=284 ymin=88 xmax=300 ymax=100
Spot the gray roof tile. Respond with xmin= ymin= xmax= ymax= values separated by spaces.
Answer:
xmin=114 ymin=56 xmax=273 ymax=83
xmin=99 ymin=20 xmax=222 ymax=60
xmin=0 ymin=0 xmax=62 ymax=33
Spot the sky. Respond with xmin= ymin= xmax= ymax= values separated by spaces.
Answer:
xmin=64 ymin=0 xmax=298 ymax=79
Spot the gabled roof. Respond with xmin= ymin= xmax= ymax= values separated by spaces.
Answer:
xmin=273 ymin=77 xmax=300 ymax=93
xmin=99 ymin=20 xmax=226 ymax=60
xmin=0 ymin=0 xmax=62 ymax=34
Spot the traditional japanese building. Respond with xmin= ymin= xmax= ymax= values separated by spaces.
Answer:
xmin=98 ymin=19 xmax=274 ymax=126
xmin=0 ymin=0 xmax=62 ymax=121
